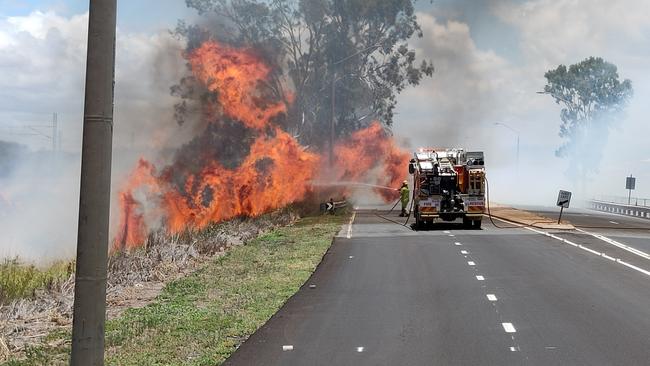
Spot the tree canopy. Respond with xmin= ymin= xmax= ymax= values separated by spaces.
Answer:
xmin=543 ymin=56 xmax=632 ymax=177
xmin=177 ymin=0 xmax=434 ymax=148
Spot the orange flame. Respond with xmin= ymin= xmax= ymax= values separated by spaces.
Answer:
xmin=187 ymin=41 xmax=286 ymax=130
xmin=334 ymin=122 xmax=410 ymax=201
xmin=113 ymin=40 xmax=409 ymax=251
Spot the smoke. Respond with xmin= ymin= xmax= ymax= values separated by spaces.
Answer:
xmin=0 ymin=11 xmax=190 ymax=263
xmin=0 ymin=143 xmax=80 ymax=262
xmin=394 ymin=0 xmax=650 ymax=205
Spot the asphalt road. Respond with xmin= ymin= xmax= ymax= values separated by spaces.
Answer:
xmin=224 ymin=208 xmax=650 ymax=366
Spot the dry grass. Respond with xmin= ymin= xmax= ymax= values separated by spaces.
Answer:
xmin=0 ymin=208 xmax=301 ymax=364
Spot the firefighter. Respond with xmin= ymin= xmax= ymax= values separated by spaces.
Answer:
xmin=399 ymin=180 xmax=410 ymax=217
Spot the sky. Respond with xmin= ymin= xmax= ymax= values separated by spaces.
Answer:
xmin=1 ymin=0 xmax=650 ymax=260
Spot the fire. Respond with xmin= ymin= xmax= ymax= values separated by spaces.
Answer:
xmin=334 ymin=122 xmax=410 ymax=201
xmin=113 ymin=40 xmax=409 ymax=251
xmin=187 ymin=41 xmax=287 ymax=130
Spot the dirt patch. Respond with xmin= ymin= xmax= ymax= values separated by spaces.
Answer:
xmin=488 ymin=203 xmax=574 ymax=230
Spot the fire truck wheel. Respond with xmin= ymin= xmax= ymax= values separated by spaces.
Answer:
xmin=462 ymin=217 xmax=473 ymax=229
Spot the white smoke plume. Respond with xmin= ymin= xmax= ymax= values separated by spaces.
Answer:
xmin=394 ymin=0 xmax=650 ymax=205
xmin=0 ymin=11 xmax=188 ymax=263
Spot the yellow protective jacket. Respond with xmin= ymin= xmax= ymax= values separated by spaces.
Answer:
xmin=400 ymin=186 xmax=410 ymax=206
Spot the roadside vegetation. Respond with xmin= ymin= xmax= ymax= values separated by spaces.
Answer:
xmin=2 ymin=212 xmax=347 ymax=365
xmin=0 ymin=259 xmax=71 ymax=304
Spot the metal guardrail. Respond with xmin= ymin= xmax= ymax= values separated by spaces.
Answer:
xmin=588 ymin=200 xmax=650 ymax=219
xmin=592 ymin=195 xmax=650 ymax=208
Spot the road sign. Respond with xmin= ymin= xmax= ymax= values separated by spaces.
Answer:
xmin=626 ymin=176 xmax=636 ymax=190
xmin=557 ymin=190 xmax=572 ymax=208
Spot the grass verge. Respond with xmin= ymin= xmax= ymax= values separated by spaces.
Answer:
xmin=0 ymin=259 xmax=72 ymax=304
xmin=3 ymin=213 xmax=347 ymax=366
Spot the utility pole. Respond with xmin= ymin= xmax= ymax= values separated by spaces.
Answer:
xmin=329 ymin=72 xmax=336 ymax=168
xmin=52 ymin=112 xmax=58 ymax=151
xmin=70 ymin=1 xmax=116 ymax=365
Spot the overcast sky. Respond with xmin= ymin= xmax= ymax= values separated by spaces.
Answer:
xmin=1 ymin=0 xmax=649 ymax=202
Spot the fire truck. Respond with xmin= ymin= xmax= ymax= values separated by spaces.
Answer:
xmin=408 ymin=148 xmax=485 ymax=229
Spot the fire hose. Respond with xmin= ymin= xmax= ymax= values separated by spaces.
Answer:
xmin=371 ymin=177 xmax=647 ymax=231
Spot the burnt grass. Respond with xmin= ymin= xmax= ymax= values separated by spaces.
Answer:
xmin=1 ymin=209 xmax=348 ymax=365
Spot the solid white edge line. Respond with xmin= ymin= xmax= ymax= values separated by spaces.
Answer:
xmin=346 ymin=212 xmax=356 ymax=239
xmin=502 ymin=323 xmax=516 ymax=333
xmin=506 ymin=221 xmax=650 ymax=278
xmin=576 ymin=228 xmax=650 ymax=261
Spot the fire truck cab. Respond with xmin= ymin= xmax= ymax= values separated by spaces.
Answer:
xmin=408 ymin=148 xmax=485 ymax=229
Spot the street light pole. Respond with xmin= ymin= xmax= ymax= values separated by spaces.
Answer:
xmin=494 ymin=122 xmax=520 ymax=175
xmin=70 ymin=1 xmax=117 ymax=365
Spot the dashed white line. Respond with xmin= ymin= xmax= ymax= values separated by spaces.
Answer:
xmin=502 ymin=323 xmax=516 ymax=333
xmin=461 ymin=250 xmax=468 ymax=255
xmin=454 ymin=242 xmax=462 ymax=246
xmin=509 ymin=346 xmax=518 ymax=352
xmin=356 ymin=346 xmax=365 ymax=353
xmin=443 ymin=231 xmax=450 ymax=234
xmin=282 ymin=345 xmax=294 ymax=351
xmin=346 ymin=212 xmax=356 ymax=239
xmin=476 ymin=275 xmax=485 ymax=281
xmin=486 ymin=294 xmax=497 ymax=301
xmin=609 ymin=221 xmax=619 ymax=225
xmin=448 ymin=234 xmax=455 ymax=237
xmin=468 ymin=261 xmax=476 ymax=266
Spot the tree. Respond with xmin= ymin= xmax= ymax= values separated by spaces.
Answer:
xmin=543 ymin=57 xmax=632 ymax=181
xmin=177 ymin=0 xmax=434 ymax=148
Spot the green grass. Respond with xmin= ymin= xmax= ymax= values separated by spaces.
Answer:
xmin=0 ymin=259 xmax=72 ymax=304
xmin=3 ymin=213 xmax=348 ymax=366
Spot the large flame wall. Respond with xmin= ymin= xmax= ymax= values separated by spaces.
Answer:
xmin=114 ymin=41 xmax=409 ymax=251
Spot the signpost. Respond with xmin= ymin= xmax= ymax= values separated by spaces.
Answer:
xmin=556 ymin=190 xmax=572 ymax=224
xmin=626 ymin=175 xmax=636 ymax=205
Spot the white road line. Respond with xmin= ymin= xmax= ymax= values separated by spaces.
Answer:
xmin=349 ymin=255 xmax=354 ymax=259
xmin=576 ymin=228 xmax=650 ymax=261
xmin=461 ymin=250 xmax=468 ymax=254
xmin=476 ymin=275 xmax=485 ymax=281
xmin=448 ymin=234 xmax=455 ymax=237
xmin=356 ymin=346 xmax=365 ymax=352
xmin=468 ymin=261 xmax=476 ymax=266
xmin=282 ymin=345 xmax=294 ymax=351
xmin=443 ymin=231 xmax=450 ymax=234
xmin=502 ymin=323 xmax=516 ymax=333
xmin=523 ymin=226 xmax=650 ymax=278
xmin=454 ymin=242 xmax=462 ymax=246
xmin=609 ymin=221 xmax=619 ymax=224
xmin=346 ymin=212 xmax=356 ymax=239
xmin=486 ymin=294 xmax=497 ymax=301
xmin=509 ymin=346 xmax=518 ymax=352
